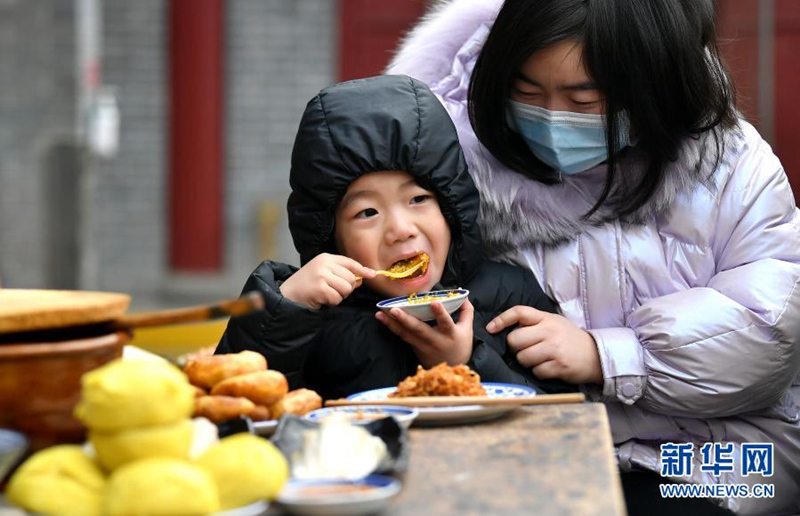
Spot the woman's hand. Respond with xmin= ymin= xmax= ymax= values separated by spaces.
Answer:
xmin=487 ymin=306 xmax=603 ymax=385
xmin=375 ymin=299 xmax=474 ymax=368
xmin=279 ymin=253 xmax=376 ymax=309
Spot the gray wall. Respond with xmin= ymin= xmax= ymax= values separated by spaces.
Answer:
xmin=0 ymin=0 xmax=79 ymax=289
xmin=0 ymin=0 xmax=336 ymax=308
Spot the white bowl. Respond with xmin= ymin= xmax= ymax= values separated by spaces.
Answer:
xmin=303 ymin=405 xmax=418 ymax=430
xmin=376 ymin=289 xmax=469 ymax=322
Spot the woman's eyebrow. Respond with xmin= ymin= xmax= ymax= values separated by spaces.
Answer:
xmin=559 ymin=81 xmax=597 ymax=92
xmin=515 ymin=72 xmax=596 ymax=91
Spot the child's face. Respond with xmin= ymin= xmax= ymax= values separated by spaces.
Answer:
xmin=334 ymin=170 xmax=452 ymax=298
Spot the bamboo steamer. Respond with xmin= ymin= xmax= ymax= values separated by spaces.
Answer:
xmin=0 ymin=289 xmax=132 ymax=452
xmin=0 ymin=288 xmax=263 ymax=454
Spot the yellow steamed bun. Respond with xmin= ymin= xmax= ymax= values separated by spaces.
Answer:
xmin=74 ymin=358 xmax=195 ymax=431
xmin=196 ymin=433 xmax=289 ymax=509
xmin=5 ymin=445 xmax=105 ymax=516
xmin=90 ymin=419 xmax=195 ymax=471
xmin=103 ymin=457 xmax=220 ymax=516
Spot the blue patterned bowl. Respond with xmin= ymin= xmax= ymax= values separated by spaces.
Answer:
xmin=376 ymin=289 xmax=469 ymax=322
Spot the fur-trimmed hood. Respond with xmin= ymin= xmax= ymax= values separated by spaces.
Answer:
xmin=464 ymin=132 xmax=742 ymax=254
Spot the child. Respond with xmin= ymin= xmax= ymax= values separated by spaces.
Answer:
xmin=216 ymin=75 xmax=571 ymax=400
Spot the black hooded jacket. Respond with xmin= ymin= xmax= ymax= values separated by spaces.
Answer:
xmin=216 ymin=75 xmax=571 ymax=399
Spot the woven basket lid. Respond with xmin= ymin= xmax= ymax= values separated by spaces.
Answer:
xmin=0 ymin=289 xmax=131 ymax=334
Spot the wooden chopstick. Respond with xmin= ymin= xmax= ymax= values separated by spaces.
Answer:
xmin=110 ymin=291 xmax=265 ymax=330
xmin=324 ymin=392 xmax=586 ymax=408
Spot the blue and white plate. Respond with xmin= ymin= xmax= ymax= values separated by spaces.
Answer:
xmin=346 ymin=383 xmax=536 ymax=426
xmin=276 ymin=475 xmax=401 ymax=516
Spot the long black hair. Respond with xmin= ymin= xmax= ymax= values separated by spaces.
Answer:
xmin=468 ymin=0 xmax=737 ymax=218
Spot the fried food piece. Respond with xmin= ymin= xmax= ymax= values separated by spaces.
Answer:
xmin=210 ymin=370 xmax=288 ymax=406
xmin=175 ymin=344 xmax=218 ymax=369
xmin=191 ymin=385 xmax=208 ymax=398
xmin=183 ymin=350 xmax=267 ymax=389
xmin=194 ymin=395 xmax=257 ymax=424
xmin=390 ymin=362 xmax=487 ymax=397
xmin=248 ymin=405 xmax=272 ymax=422
xmin=268 ymin=388 xmax=322 ymax=419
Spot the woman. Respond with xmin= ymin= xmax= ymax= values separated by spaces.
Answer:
xmin=387 ymin=0 xmax=800 ymax=514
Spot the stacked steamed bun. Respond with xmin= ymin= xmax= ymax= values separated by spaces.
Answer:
xmin=6 ymin=357 xmax=289 ymax=515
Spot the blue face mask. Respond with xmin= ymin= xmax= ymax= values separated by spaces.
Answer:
xmin=507 ymin=100 xmax=630 ymax=175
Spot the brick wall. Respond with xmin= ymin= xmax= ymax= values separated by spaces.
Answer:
xmin=0 ymin=0 xmax=78 ymax=288
xmin=0 ymin=0 xmax=336 ymax=308
xmin=224 ymin=0 xmax=335 ymax=288
xmin=85 ymin=0 xmax=168 ymax=295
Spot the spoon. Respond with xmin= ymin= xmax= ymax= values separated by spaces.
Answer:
xmin=357 ymin=259 xmax=427 ymax=281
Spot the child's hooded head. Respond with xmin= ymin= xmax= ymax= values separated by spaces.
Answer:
xmin=287 ymin=75 xmax=483 ymax=294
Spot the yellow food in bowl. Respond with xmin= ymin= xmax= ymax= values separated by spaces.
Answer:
xmin=103 ymin=457 xmax=219 ymax=516
xmin=89 ymin=419 xmax=195 ymax=472
xmin=406 ymin=290 xmax=460 ymax=304
xmin=196 ymin=433 xmax=289 ymax=509
xmin=75 ymin=359 xmax=195 ymax=431
xmin=5 ymin=445 xmax=106 ymax=516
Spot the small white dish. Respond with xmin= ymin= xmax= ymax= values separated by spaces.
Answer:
xmin=303 ymin=405 xmax=419 ymax=430
xmin=276 ymin=475 xmax=401 ymax=516
xmin=376 ymin=289 xmax=469 ymax=322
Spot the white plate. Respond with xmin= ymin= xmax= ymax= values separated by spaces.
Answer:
xmin=276 ymin=475 xmax=401 ymax=516
xmin=376 ymin=289 xmax=469 ymax=322
xmin=346 ymin=383 xmax=536 ymax=426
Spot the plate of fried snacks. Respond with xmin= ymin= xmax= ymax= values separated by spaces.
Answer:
xmin=347 ymin=363 xmax=536 ymax=426
xmin=180 ymin=349 xmax=323 ymax=436
xmin=376 ymin=288 xmax=469 ymax=321
xmin=275 ymin=475 xmax=402 ymax=516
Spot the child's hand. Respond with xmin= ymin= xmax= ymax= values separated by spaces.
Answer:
xmin=280 ymin=253 xmax=376 ymax=309
xmin=375 ymin=299 xmax=474 ymax=368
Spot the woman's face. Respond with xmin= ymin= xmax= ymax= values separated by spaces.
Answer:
xmin=510 ymin=39 xmax=603 ymax=114
xmin=334 ymin=170 xmax=451 ymax=298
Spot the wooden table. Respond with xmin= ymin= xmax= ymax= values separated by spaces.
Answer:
xmin=1 ymin=403 xmax=625 ymax=516
xmin=388 ymin=402 xmax=626 ymax=515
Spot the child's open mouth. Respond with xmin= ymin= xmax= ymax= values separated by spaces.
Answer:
xmin=385 ymin=253 xmax=429 ymax=279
